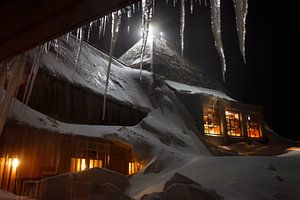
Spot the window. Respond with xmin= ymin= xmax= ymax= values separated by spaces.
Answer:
xmin=0 ymin=157 xmax=20 ymax=191
xmin=225 ymin=110 xmax=242 ymax=137
xmin=128 ymin=161 xmax=143 ymax=175
xmin=70 ymin=158 xmax=102 ymax=172
xmin=246 ymin=113 xmax=260 ymax=138
xmin=203 ymin=106 xmax=221 ymax=136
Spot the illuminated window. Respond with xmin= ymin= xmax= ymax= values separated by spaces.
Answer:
xmin=128 ymin=161 xmax=143 ymax=175
xmin=203 ymin=106 xmax=221 ymax=136
xmin=70 ymin=158 xmax=102 ymax=172
xmin=246 ymin=113 xmax=260 ymax=138
xmin=225 ymin=110 xmax=242 ymax=137
xmin=0 ymin=157 xmax=20 ymax=191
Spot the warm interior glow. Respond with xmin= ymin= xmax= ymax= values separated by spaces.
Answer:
xmin=286 ymin=147 xmax=300 ymax=151
xmin=128 ymin=161 xmax=144 ymax=175
xmin=81 ymin=159 xmax=86 ymax=171
xmin=12 ymin=158 xmax=20 ymax=168
xmin=203 ymin=106 xmax=221 ymax=136
xmin=226 ymin=110 xmax=242 ymax=137
xmin=246 ymin=113 xmax=260 ymax=138
xmin=0 ymin=157 xmax=19 ymax=191
xmin=71 ymin=158 xmax=103 ymax=172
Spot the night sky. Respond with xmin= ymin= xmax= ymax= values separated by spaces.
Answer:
xmin=90 ymin=0 xmax=299 ymax=140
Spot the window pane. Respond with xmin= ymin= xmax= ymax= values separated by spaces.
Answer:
xmin=225 ymin=110 xmax=242 ymax=137
xmin=246 ymin=113 xmax=260 ymax=138
xmin=203 ymin=106 xmax=221 ymax=136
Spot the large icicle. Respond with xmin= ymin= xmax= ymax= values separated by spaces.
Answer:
xmin=74 ymin=27 xmax=83 ymax=68
xmin=87 ymin=22 xmax=93 ymax=43
xmin=180 ymin=0 xmax=185 ymax=56
xmin=102 ymin=10 xmax=122 ymax=121
xmin=22 ymin=45 xmax=44 ymax=111
xmin=210 ymin=0 xmax=226 ymax=81
xmin=0 ymin=55 xmax=27 ymax=135
xmin=139 ymin=0 xmax=154 ymax=82
xmin=233 ymin=0 xmax=248 ymax=62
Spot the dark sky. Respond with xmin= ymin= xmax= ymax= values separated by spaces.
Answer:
xmin=90 ymin=0 xmax=299 ymax=140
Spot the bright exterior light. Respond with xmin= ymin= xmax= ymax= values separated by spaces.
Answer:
xmin=12 ymin=158 xmax=20 ymax=168
xmin=159 ymin=32 xmax=164 ymax=38
xmin=140 ymin=24 xmax=155 ymax=37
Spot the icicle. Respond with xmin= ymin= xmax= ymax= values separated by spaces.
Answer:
xmin=127 ymin=26 xmax=130 ymax=33
xmin=127 ymin=6 xmax=132 ymax=18
xmin=74 ymin=27 xmax=83 ymax=68
xmin=98 ymin=18 xmax=104 ymax=39
xmin=133 ymin=4 xmax=136 ymax=13
xmin=22 ymin=45 xmax=44 ymax=108
xmin=102 ymin=10 xmax=122 ymax=121
xmin=204 ymin=0 xmax=207 ymax=6
xmin=102 ymin=15 xmax=108 ymax=36
xmin=44 ymin=41 xmax=51 ymax=53
xmin=180 ymin=0 xmax=185 ymax=57
xmin=190 ymin=0 xmax=194 ymax=13
xmin=87 ymin=22 xmax=93 ymax=43
xmin=173 ymin=0 xmax=177 ymax=7
xmin=139 ymin=0 xmax=154 ymax=82
xmin=55 ymin=38 xmax=61 ymax=59
xmin=166 ymin=0 xmax=169 ymax=4
xmin=66 ymin=32 xmax=70 ymax=43
xmin=0 ymin=55 xmax=27 ymax=136
xmin=233 ymin=0 xmax=248 ymax=62
xmin=210 ymin=0 xmax=226 ymax=81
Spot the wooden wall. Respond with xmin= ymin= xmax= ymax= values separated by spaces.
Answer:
xmin=17 ymin=68 xmax=147 ymax=125
xmin=0 ymin=122 xmax=132 ymax=194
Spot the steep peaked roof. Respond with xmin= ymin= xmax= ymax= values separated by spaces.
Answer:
xmin=119 ymin=35 xmax=233 ymax=99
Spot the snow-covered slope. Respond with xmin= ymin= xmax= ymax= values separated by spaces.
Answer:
xmin=39 ymin=36 xmax=152 ymax=110
xmin=131 ymin=154 xmax=300 ymax=200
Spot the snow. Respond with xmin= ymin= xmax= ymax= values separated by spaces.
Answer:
xmin=0 ymin=190 xmax=16 ymax=200
xmin=130 ymin=155 xmax=300 ymax=200
xmin=5 ymin=92 xmax=121 ymax=139
xmin=120 ymin=36 xmax=225 ymax=91
xmin=165 ymin=80 xmax=235 ymax=101
xmin=119 ymin=34 xmax=153 ymax=68
xmin=40 ymin=36 xmax=152 ymax=111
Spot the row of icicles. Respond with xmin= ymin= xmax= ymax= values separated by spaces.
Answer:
xmin=0 ymin=0 xmax=248 ymax=134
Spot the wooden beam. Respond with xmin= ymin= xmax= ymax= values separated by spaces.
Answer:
xmin=0 ymin=0 xmax=139 ymax=62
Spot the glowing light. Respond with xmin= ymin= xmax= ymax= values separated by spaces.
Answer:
xmin=128 ymin=161 xmax=144 ymax=175
xmin=81 ymin=159 xmax=86 ymax=171
xmin=12 ymin=158 xmax=20 ymax=168
xmin=287 ymin=147 xmax=300 ymax=151
xmin=140 ymin=24 xmax=155 ymax=37
xmin=160 ymin=32 xmax=164 ymax=38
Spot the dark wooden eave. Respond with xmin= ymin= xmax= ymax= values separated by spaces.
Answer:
xmin=0 ymin=0 xmax=139 ymax=62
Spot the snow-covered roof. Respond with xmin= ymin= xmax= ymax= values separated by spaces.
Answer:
xmin=39 ymin=36 xmax=152 ymax=111
xmin=119 ymin=36 xmax=225 ymax=91
xmin=119 ymin=37 xmax=153 ymax=67
xmin=5 ymin=90 xmax=121 ymax=139
xmin=165 ymin=80 xmax=236 ymax=101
